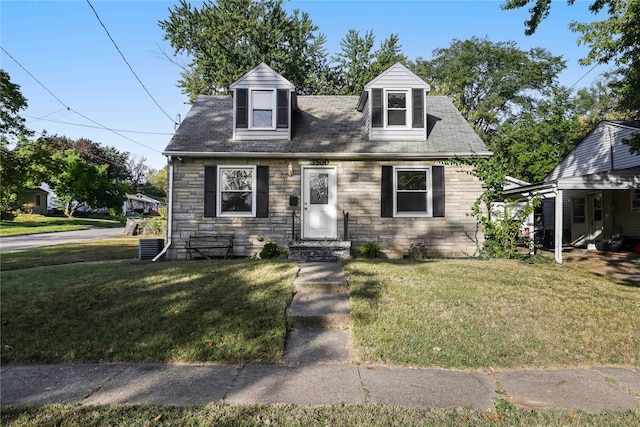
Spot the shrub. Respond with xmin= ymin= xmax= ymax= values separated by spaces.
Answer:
xmin=142 ymin=219 xmax=166 ymax=236
xmin=359 ymin=242 xmax=381 ymax=258
xmin=260 ymin=242 xmax=281 ymax=259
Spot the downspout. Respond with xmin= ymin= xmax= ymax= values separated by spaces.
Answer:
xmin=152 ymin=156 xmax=174 ymax=262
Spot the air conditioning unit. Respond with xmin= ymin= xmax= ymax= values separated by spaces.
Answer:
xmin=139 ymin=238 xmax=164 ymax=260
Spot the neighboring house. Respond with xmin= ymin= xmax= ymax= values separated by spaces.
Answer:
xmin=123 ymin=193 xmax=165 ymax=216
xmin=19 ymin=186 xmax=49 ymax=215
xmin=504 ymin=120 xmax=640 ymax=263
xmin=161 ymin=62 xmax=491 ymax=260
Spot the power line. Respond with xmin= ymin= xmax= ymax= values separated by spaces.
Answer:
xmin=569 ymin=63 xmax=600 ymax=90
xmin=86 ymin=0 xmax=177 ymax=127
xmin=1 ymin=46 xmax=162 ymax=154
xmin=24 ymin=114 xmax=174 ymax=135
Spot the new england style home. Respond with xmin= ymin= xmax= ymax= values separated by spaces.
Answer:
xmin=159 ymin=62 xmax=491 ymax=260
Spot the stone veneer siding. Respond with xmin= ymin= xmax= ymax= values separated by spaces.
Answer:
xmin=167 ymin=158 xmax=484 ymax=259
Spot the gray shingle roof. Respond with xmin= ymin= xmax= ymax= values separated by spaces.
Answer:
xmin=164 ymin=95 xmax=490 ymax=158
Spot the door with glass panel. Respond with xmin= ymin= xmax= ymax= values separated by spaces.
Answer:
xmin=302 ymin=167 xmax=337 ymax=239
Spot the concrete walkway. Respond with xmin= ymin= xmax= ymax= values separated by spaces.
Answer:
xmin=2 ymin=262 xmax=639 ymax=412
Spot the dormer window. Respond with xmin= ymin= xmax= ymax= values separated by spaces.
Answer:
xmin=387 ymin=91 xmax=407 ymax=126
xmin=251 ymin=89 xmax=275 ymax=128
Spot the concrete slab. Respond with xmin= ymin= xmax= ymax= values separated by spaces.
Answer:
xmin=288 ymin=293 xmax=351 ymax=328
xmin=294 ymin=262 xmax=348 ymax=291
xmin=497 ymin=368 xmax=640 ymax=412
xmin=225 ymin=364 xmax=363 ymax=405
xmin=284 ymin=329 xmax=352 ymax=364
xmin=360 ymin=366 xmax=496 ymax=410
xmin=0 ymin=364 xmax=126 ymax=406
xmin=84 ymin=364 xmax=238 ymax=406
xmin=592 ymin=367 xmax=640 ymax=396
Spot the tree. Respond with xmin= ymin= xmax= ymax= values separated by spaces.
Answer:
xmin=0 ymin=69 xmax=32 ymax=146
xmin=489 ymin=86 xmax=582 ymax=183
xmin=371 ymin=33 xmax=407 ymax=76
xmin=413 ymin=37 xmax=566 ymax=138
xmin=142 ymin=167 xmax=168 ymax=198
xmin=159 ymin=0 xmax=329 ymax=101
xmin=49 ymin=149 xmax=127 ymax=217
xmin=502 ymin=0 xmax=640 ymax=150
xmin=126 ymin=156 xmax=150 ymax=193
xmin=331 ymin=29 xmax=375 ymax=95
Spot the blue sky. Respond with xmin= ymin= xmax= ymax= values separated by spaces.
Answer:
xmin=1 ymin=0 xmax=607 ymax=171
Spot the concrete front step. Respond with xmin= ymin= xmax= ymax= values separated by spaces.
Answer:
xmin=288 ymin=293 xmax=351 ymax=329
xmin=293 ymin=262 xmax=348 ymax=293
xmin=288 ymin=241 xmax=352 ymax=262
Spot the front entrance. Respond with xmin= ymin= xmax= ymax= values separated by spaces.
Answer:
xmin=587 ymin=192 xmax=603 ymax=250
xmin=302 ymin=166 xmax=337 ymax=239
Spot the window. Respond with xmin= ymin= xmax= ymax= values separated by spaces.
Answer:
xmin=219 ymin=166 xmax=256 ymax=216
xmin=251 ymin=90 xmax=274 ymax=128
xmin=572 ymin=197 xmax=585 ymax=223
xmin=205 ymin=165 xmax=269 ymax=218
xmin=387 ymin=92 xmax=407 ymax=126
xmin=35 ymin=194 xmax=41 ymax=206
xmin=381 ymin=165 xmax=444 ymax=218
xmin=632 ymin=189 xmax=640 ymax=211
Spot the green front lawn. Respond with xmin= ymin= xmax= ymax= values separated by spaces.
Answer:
xmin=1 ymin=260 xmax=298 ymax=364
xmin=345 ymin=259 xmax=640 ymax=369
xmin=3 ymin=404 xmax=639 ymax=427
xmin=0 ymin=214 xmax=124 ymax=236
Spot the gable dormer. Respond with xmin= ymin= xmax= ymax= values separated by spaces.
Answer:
xmin=357 ymin=62 xmax=430 ymax=141
xmin=230 ymin=63 xmax=296 ymax=140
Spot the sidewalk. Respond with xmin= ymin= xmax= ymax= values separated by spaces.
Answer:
xmin=2 ymin=262 xmax=639 ymax=412
xmin=2 ymin=363 xmax=639 ymax=412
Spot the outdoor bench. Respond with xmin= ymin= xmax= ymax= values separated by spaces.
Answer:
xmin=185 ymin=233 xmax=234 ymax=259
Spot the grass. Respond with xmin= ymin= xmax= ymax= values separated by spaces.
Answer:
xmin=2 ymin=404 xmax=639 ymax=426
xmin=0 ymin=214 xmax=124 ymax=237
xmin=345 ymin=259 xmax=640 ymax=369
xmin=1 ymin=259 xmax=298 ymax=364
xmin=1 ymin=239 xmax=139 ymax=271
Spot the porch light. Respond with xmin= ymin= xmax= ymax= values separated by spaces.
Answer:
xmin=288 ymin=162 xmax=293 ymax=176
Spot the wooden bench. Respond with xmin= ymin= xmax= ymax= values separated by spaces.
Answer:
xmin=185 ymin=234 xmax=234 ymax=259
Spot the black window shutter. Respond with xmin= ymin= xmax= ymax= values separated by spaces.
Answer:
xmin=371 ymin=88 xmax=383 ymax=128
xmin=236 ymin=89 xmax=248 ymax=128
xmin=204 ymin=165 xmax=217 ymax=217
xmin=256 ymin=166 xmax=269 ymax=218
xmin=276 ymin=89 xmax=288 ymax=128
xmin=432 ymin=166 xmax=445 ymax=217
xmin=412 ymin=88 xmax=424 ymax=128
xmin=381 ymin=166 xmax=393 ymax=217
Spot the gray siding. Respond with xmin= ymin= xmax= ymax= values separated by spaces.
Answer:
xmin=547 ymin=122 xmax=640 ymax=180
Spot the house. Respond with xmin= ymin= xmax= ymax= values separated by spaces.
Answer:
xmin=503 ymin=120 xmax=640 ymax=263
xmin=122 ymin=193 xmax=165 ymax=216
xmin=19 ymin=186 xmax=49 ymax=215
xmin=160 ymin=62 xmax=491 ymax=260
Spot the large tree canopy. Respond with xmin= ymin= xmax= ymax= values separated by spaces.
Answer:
xmin=159 ymin=0 xmax=329 ymax=101
xmin=412 ymin=37 xmax=566 ymax=137
xmin=0 ymin=69 xmax=32 ymax=146
xmin=502 ymin=0 xmax=640 ymax=150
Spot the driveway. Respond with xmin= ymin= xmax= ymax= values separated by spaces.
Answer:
xmin=0 ymin=227 xmax=125 ymax=252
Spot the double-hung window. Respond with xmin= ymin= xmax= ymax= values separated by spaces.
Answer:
xmin=387 ymin=91 xmax=407 ymax=126
xmin=251 ymin=90 xmax=275 ymax=129
xmin=394 ymin=166 xmax=431 ymax=216
xmin=219 ymin=166 xmax=256 ymax=216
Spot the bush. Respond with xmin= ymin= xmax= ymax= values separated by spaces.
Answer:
xmin=260 ymin=242 xmax=281 ymax=259
xmin=359 ymin=242 xmax=381 ymax=258
xmin=142 ymin=219 xmax=166 ymax=236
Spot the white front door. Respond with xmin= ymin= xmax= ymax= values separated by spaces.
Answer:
xmin=302 ymin=166 xmax=337 ymax=239
xmin=587 ymin=192 xmax=603 ymax=250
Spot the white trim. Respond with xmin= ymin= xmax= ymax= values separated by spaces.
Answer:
xmin=385 ymin=89 xmax=411 ymax=129
xmin=393 ymin=165 xmax=433 ymax=217
xmin=217 ymin=165 xmax=257 ymax=217
xmin=249 ymin=88 xmax=276 ymax=130
xmin=163 ymin=151 xmax=494 ymax=159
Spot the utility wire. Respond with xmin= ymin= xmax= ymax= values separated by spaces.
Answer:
xmin=25 ymin=114 xmax=174 ymax=135
xmin=569 ymin=63 xmax=600 ymax=90
xmin=1 ymin=46 xmax=162 ymax=154
xmin=86 ymin=0 xmax=177 ymax=126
